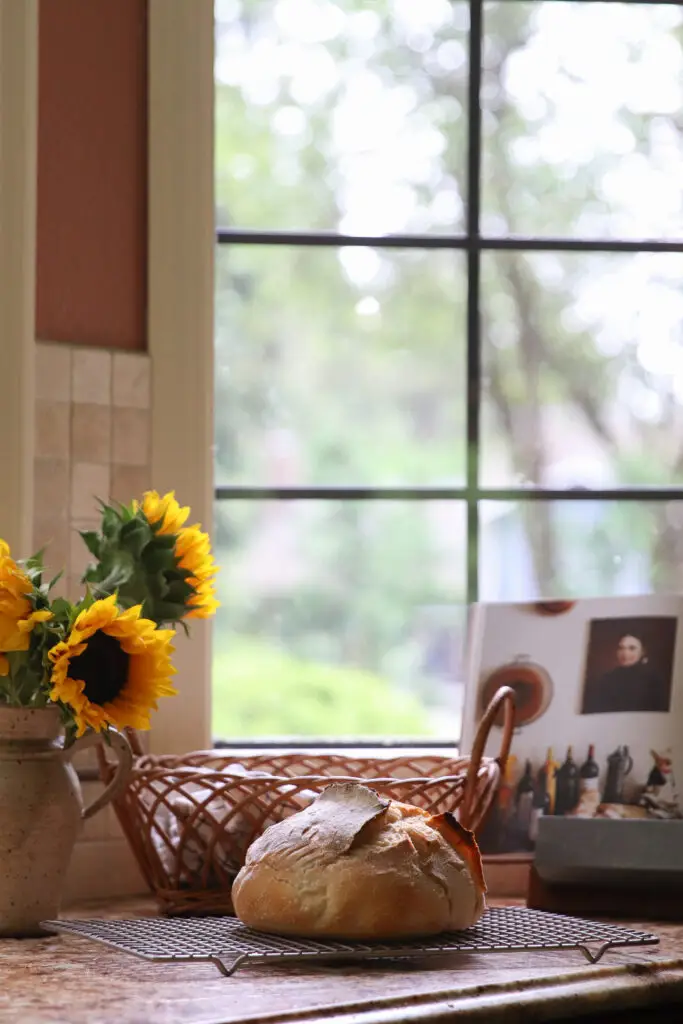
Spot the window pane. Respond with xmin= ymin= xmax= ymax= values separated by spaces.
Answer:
xmin=480 ymin=251 xmax=683 ymax=488
xmin=482 ymin=1 xmax=683 ymax=239
xmin=215 ymin=0 xmax=469 ymax=233
xmin=480 ymin=499 xmax=683 ymax=602
xmin=212 ymin=499 xmax=466 ymax=741
xmin=215 ymin=245 xmax=467 ymax=486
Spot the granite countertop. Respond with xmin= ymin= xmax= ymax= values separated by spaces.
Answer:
xmin=2 ymin=898 xmax=683 ymax=1024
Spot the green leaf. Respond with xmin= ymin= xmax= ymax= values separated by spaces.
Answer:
xmin=79 ymin=531 xmax=101 ymax=558
xmin=78 ymin=588 xmax=96 ymax=614
xmin=146 ymin=569 xmax=170 ymax=600
xmin=150 ymin=534 xmax=177 ymax=551
xmin=165 ymin=566 xmax=192 ymax=585
xmin=165 ymin=578 xmax=194 ymax=604
xmin=21 ymin=561 xmax=44 ymax=586
xmin=50 ymin=596 xmax=74 ymax=624
xmin=25 ymin=549 xmax=45 ymax=571
xmin=120 ymin=518 xmax=153 ymax=558
xmin=151 ymin=600 xmax=188 ymax=624
xmin=142 ymin=545 xmax=178 ymax=573
xmin=119 ymin=502 xmax=136 ymax=523
xmin=101 ymin=505 xmax=123 ymax=540
xmin=47 ymin=570 xmax=65 ymax=592
xmin=91 ymin=570 xmax=127 ymax=597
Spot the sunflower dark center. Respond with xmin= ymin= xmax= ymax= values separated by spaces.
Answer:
xmin=69 ymin=630 xmax=130 ymax=705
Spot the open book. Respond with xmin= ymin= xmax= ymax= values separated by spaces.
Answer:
xmin=461 ymin=594 xmax=683 ymax=856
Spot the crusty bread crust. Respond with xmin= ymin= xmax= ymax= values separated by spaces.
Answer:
xmin=232 ymin=783 xmax=486 ymax=940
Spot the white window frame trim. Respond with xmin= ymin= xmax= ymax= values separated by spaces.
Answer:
xmin=148 ymin=0 xmax=215 ymax=755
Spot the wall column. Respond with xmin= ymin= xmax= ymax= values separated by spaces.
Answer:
xmin=0 ymin=0 xmax=38 ymax=553
xmin=148 ymin=0 xmax=215 ymax=753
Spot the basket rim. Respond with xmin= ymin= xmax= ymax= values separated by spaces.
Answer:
xmin=124 ymin=761 xmax=501 ymax=787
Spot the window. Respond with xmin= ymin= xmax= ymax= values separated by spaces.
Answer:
xmin=213 ymin=0 xmax=683 ymax=746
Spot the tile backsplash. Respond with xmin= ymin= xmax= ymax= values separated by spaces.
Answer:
xmin=34 ymin=342 xmax=152 ymax=596
xmin=34 ymin=341 xmax=151 ymax=901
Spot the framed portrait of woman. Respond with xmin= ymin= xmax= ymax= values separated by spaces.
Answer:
xmin=580 ymin=616 xmax=677 ymax=715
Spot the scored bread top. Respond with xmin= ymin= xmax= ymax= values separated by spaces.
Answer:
xmin=248 ymin=782 xmax=390 ymax=863
xmin=233 ymin=783 xmax=486 ymax=939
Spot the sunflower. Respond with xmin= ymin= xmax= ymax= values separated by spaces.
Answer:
xmin=138 ymin=490 xmax=190 ymax=536
xmin=174 ymin=523 xmax=219 ymax=619
xmin=139 ymin=491 xmax=219 ymax=620
xmin=0 ymin=540 xmax=52 ymax=653
xmin=48 ymin=594 xmax=176 ymax=737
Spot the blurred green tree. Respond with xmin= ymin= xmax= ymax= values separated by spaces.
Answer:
xmin=212 ymin=0 xmax=683 ymax=738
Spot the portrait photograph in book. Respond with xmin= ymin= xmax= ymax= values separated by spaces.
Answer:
xmin=580 ymin=616 xmax=677 ymax=716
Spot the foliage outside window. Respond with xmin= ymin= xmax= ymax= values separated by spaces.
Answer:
xmin=212 ymin=0 xmax=683 ymax=744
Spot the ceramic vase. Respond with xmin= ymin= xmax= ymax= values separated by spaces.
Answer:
xmin=0 ymin=705 xmax=133 ymax=936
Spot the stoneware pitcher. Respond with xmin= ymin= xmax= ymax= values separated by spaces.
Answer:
xmin=0 ymin=705 xmax=133 ymax=936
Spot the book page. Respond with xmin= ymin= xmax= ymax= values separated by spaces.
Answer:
xmin=462 ymin=594 xmax=683 ymax=855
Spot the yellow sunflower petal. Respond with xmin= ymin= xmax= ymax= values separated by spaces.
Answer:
xmin=103 ymin=605 xmax=144 ymax=635
xmin=72 ymin=594 xmax=119 ymax=638
xmin=175 ymin=524 xmax=217 ymax=579
xmin=29 ymin=609 xmax=53 ymax=624
xmin=17 ymin=609 xmax=53 ymax=634
xmin=0 ymin=542 xmax=48 ymax=652
xmin=0 ymin=653 xmax=9 ymax=676
xmin=142 ymin=490 xmax=190 ymax=536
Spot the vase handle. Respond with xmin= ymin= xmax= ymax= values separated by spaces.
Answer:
xmin=63 ymin=728 xmax=134 ymax=821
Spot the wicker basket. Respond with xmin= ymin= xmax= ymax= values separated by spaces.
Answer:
xmin=99 ymin=686 xmax=515 ymax=916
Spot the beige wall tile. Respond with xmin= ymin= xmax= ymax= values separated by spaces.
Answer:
xmin=48 ymin=574 xmax=70 ymax=599
xmin=36 ymin=401 xmax=70 ymax=459
xmin=113 ymin=352 xmax=151 ymax=409
xmin=113 ymin=407 xmax=150 ymax=466
xmin=111 ymin=464 xmax=151 ymax=505
xmin=33 ymin=515 xmax=69 ymax=575
xmin=63 ymin=838 xmax=145 ymax=903
xmin=72 ymin=348 xmax=112 ymax=405
xmin=34 ymin=457 xmax=70 ymax=521
xmin=66 ymin=574 xmax=86 ymax=603
xmin=71 ymin=403 xmax=111 ymax=463
xmin=36 ymin=343 xmax=71 ymax=402
xmin=79 ymin=783 xmax=108 ymax=841
xmin=71 ymin=462 xmax=111 ymax=519
xmin=70 ymin=519 xmax=100 ymax=580
xmin=69 ymin=745 xmax=99 ymax=774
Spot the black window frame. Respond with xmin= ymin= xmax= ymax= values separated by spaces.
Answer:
xmin=214 ymin=0 xmax=683 ymax=749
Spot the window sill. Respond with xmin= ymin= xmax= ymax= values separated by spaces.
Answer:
xmin=212 ymin=743 xmax=460 ymax=759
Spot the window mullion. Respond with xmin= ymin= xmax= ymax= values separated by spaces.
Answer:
xmin=466 ymin=0 xmax=484 ymax=604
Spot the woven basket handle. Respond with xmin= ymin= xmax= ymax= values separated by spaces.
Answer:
xmin=461 ymin=685 xmax=516 ymax=828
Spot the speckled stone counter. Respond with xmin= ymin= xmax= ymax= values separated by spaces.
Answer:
xmin=1 ymin=898 xmax=683 ymax=1024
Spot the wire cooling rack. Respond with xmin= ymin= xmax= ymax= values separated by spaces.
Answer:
xmin=42 ymin=907 xmax=659 ymax=977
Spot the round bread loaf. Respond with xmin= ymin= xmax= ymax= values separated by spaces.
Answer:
xmin=232 ymin=782 xmax=486 ymax=940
